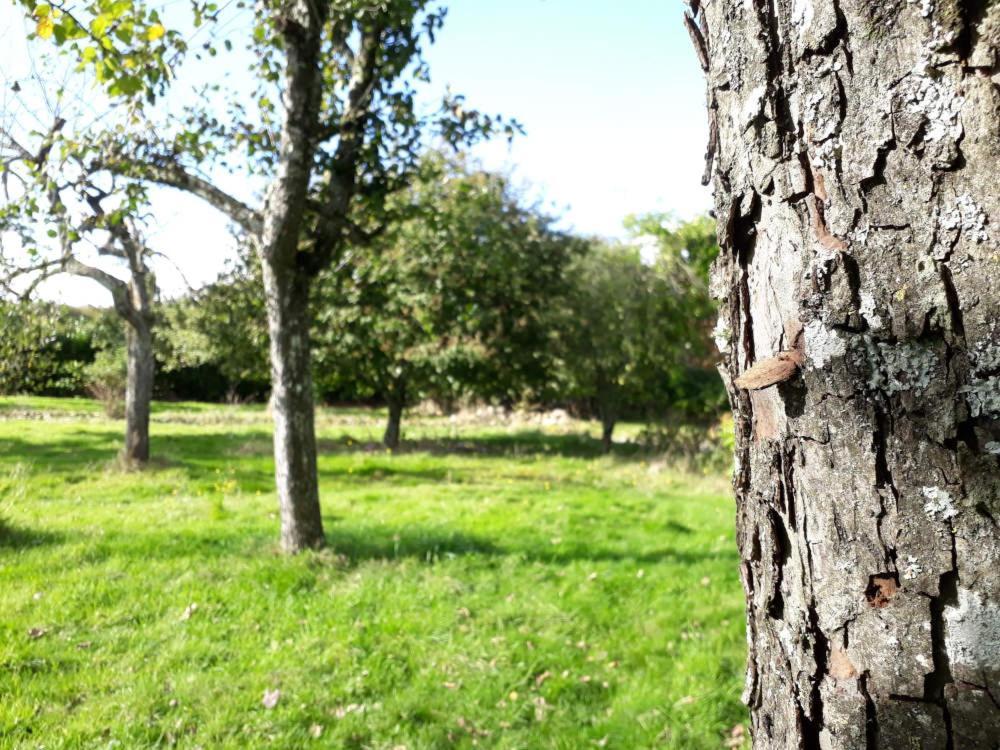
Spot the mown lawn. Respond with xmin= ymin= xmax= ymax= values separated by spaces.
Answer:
xmin=0 ymin=397 xmax=746 ymax=749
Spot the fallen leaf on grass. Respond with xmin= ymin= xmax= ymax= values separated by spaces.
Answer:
xmin=309 ymin=723 xmax=323 ymax=738
xmin=262 ymin=688 xmax=281 ymax=709
xmin=180 ymin=603 xmax=198 ymax=621
xmin=724 ymin=724 xmax=746 ymax=748
xmin=28 ymin=627 xmax=48 ymax=639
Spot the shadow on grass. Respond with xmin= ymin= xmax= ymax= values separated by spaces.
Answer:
xmin=90 ymin=522 xmax=735 ymax=570
xmin=0 ymin=519 xmax=65 ymax=550
xmin=0 ymin=428 xmax=648 ymax=488
xmin=317 ymin=430 xmax=646 ymax=461
xmin=323 ymin=524 xmax=732 ymax=567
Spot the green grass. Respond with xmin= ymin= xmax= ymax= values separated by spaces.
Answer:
xmin=0 ymin=397 xmax=747 ymax=749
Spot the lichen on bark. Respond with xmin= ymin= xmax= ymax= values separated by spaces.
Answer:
xmin=687 ymin=0 xmax=1000 ymax=745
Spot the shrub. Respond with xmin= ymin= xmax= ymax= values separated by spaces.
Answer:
xmin=84 ymin=347 xmax=127 ymax=417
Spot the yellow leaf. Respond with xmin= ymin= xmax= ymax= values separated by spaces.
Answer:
xmin=36 ymin=16 xmax=55 ymax=39
xmin=146 ymin=23 xmax=165 ymax=41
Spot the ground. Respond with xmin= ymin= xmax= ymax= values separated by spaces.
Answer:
xmin=0 ymin=398 xmax=746 ymax=749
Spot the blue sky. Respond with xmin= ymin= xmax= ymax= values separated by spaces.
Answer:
xmin=1 ymin=0 xmax=711 ymax=303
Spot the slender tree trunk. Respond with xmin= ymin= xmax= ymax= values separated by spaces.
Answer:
xmin=384 ymin=399 xmax=404 ymax=450
xmin=690 ymin=0 xmax=1000 ymax=746
xmin=123 ymin=322 xmax=153 ymax=464
xmin=597 ymin=384 xmax=617 ymax=454
xmin=601 ymin=416 xmax=615 ymax=455
xmin=263 ymin=261 xmax=325 ymax=552
xmin=383 ymin=379 xmax=406 ymax=450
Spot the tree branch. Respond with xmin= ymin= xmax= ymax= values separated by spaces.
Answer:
xmin=100 ymin=156 xmax=262 ymax=236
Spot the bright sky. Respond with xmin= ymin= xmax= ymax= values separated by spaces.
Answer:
xmin=1 ymin=0 xmax=710 ymax=305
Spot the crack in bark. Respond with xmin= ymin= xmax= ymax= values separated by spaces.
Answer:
xmin=859 ymin=671 xmax=879 ymax=749
xmin=924 ymin=530 xmax=959 ymax=749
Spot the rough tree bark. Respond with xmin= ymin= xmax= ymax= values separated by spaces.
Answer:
xmin=687 ymin=0 xmax=1000 ymax=746
xmin=263 ymin=261 xmax=324 ymax=551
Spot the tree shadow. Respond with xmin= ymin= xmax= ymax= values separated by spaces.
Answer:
xmin=319 ymin=523 xmax=734 ymax=568
xmin=0 ymin=519 xmax=65 ymax=550
xmin=317 ymin=430 xmax=647 ymax=461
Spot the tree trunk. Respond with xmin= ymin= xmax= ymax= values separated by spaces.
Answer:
xmin=601 ymin=416 xmax=615 ymax=455
xmin=384 ymin=399 xmax=404 ymax=450
xmin=123 ymin=321 xmax=153 ymax=464
xmin=262 ymin=260 xmax=325 ymax=552
xmin=384 ymin=379 xmax=406 ymax=450
xmin=691 ymin=0 xmax=1000 ymax=746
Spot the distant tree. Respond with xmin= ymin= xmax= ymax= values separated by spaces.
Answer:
xmin=0 ymin=301 xmax=90 ymax=396
xmin=626 ymin=213 xmax=725 ymax=422
xmin=14 ymin=0 xmax=518 ymax=550
xmin=314 ymin=155 xmax=579 ymax=449
xmin=0 ymin=102 xmax=160 ymax=464
xmin=159 ymin=254 xmax=270 ymax=402
xmin=555 ymin=242 xmax=649 ymax=453
xmin=554 ymin=216 xmax=723 ymax=453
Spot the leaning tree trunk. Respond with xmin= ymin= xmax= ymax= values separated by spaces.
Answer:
xmin=123 ymin=321 xmax=153 ymax=464
xmin=688 ymin=0 xmax=1000 ymax=746
xmin=262 ymin=260 xmax=325 ymax=552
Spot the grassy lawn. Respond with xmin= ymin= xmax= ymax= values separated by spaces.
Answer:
xmin=0 ymin=397 xmax=746 ymax=749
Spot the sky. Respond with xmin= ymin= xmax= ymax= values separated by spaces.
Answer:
xmin=0 ymin=0 xmax=711 ymax=305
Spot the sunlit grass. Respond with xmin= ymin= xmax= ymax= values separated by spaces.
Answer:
xmin=0 ymin=397 xmax=746 ymax=749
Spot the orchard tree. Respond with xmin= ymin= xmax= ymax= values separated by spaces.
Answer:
xmin=687 ymin=0 xmax=1000 ymax=745
xmin=0 ymin=301 xmax=92 ymax=396
xmin=627 ymin=213 xmax=725 ymax=420
xmin=15 ymin=0 xmax=516 ymax=550
xmin=159 ymin=254 xmax=270 ymax=401
xmin=0 ymin=111 xmax=159 ymax=464
xmin=314 ymin=155 xmax=578 ymax=449
xmin=555 ymin=242 xmax=649 ymax=453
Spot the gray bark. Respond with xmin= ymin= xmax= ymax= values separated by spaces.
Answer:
xmin=689 ymin=0 xmax=1000 ymax=746
xmin=263 ymin=261 xmax=325 ymax=552
xmin=257 ymin=0 xmax=328 ymax=552
xmin=65 ymin=224 xmax=156 ymax=466
xmin=124 ymin=318 xmax=153 ymax=464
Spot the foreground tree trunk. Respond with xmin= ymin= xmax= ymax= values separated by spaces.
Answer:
xmin=124 ymin=321 xmax=153 ymax=464
xmin=263 ymin=260 xmax=325 ymax=552
xmin=689 ymin=0 xmax=1000 ymax=746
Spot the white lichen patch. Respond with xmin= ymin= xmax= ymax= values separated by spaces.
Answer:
xmin=962 ymin=377 xmax=1000 ymax=417
xmin=792 ymin=0 xmax=814 ymax=35
xmin=804 ymin=320 xmax=847 ymax=368
xmin=902 ymin=555 xmax=923 ymax=581
xmin=944 ymin=588 xmax=1000 ymax=670
xmin=939 ymin=195 xmax=990 ymax=244
xmin=963 ymin=342 xmax=1000 ymax=417
xmin=922 ymin=486 xmax=958 ymax=521
xmin=907 ymin=0 xmax=935 ymax=19
xmin=903 ymin=74 xmax=964 ymax=143
xmin=859 ymin=292 xmax=883 ymax=330
xmin=868 ymin=342 xmax=937 ymax=394
xmin=713 ymin=317 xmax=732 ymax=355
